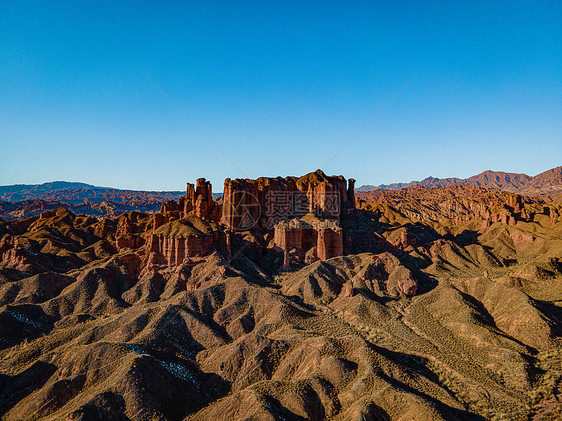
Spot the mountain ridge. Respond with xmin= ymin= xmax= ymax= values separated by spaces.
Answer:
xmin=357 ymin=166 xmax=562 ymax=195
xmin=4 ymin=166 xmax=561 ymax=202
xmin=0 ymin=182 xmax=184 ymax=204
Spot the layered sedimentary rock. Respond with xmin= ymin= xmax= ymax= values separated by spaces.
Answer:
xmin=160 ymin=200 xmax=181 ymax=216
xmin=316 ymin=226 xmax=344 ymax=260
xmin=146 ymin=233 xmax=220 ymax=267
xmin=145 ymin=215 xmax=222 ymax=268
xmin=3 ymin=172 xmax=562 ymax=421
xmin=223 ymin=170 xmax=353 ymax=261
xmin=357 ymin=185 xmax=547 ymax=229
xmin=183 ymin=178 xmax=221 ymax=221
xmin=141 ymin=179 xmax=223 ymax=268
xmin=273 ymin=216 xmax=343 ymax=261
xmin=114 ymin=212 xmax=147 ymax=250
xmin=222 ymin=169 xmax=355 ymax=231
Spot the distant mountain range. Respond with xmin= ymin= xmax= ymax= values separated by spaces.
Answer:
xmin=1 ymin=166 xmax=561 ymax=210
xmin=0 ymin=181 xmax=185 ymax=204
xmin=357 ymin=166 xmax=562 ymax=197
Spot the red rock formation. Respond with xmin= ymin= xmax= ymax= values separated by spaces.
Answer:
xmin=283 ymin=249 xmax=290 ymax=269
xmin=222 ymin=178 xmax=270 ymax=231
xmin=392 ymin=229 xmax=420 ymax=249
xmin=152 ymin=213 xmax=169 ymax=232
xmin=222 ymin=169 xmax=355 ymax=232
xmin=546 ymin=206 xmax=560 ymax=224
xmin=161 ymin=200 xmax=181 ymax=215
xmin=355 ymin=185 xmax=554 ymax=230
xmin=146 ymin=233 xmax=220 ymax=266
xmin=144 ymin=217 xmax=222 ymax=268
xmin=115 ymin=215 xmax=146 ymax=250
xmin=184 ymin=183 xmax=195 ymax=215
xmin=182 ymin=178 xmax=221 ymax=221
xmin=316 ymin=226 xmax=344 ymax=260
xmin=116 ymin=235 xmax=145 ymax=250
xmin=507 ymin=194 xmax=523 ymax=212
xmin=0 ymin=235 xmax=13 ymax=256
xmin=273 ymin=217 xmax=343 ymax=261
xmin=2 ymin=247 xmax=30 ymax=271
xmin=93 ymin=218 xmax=116 ymax=239
xmin=274 ymin=221 xmax=306 ymax=253
xmin=347 ymin=178 xmax=356 ymax=209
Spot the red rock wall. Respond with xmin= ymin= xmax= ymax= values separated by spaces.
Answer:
xmin=180 ymin=178 xmax=221 ymax=221
xmin=222 ymin=170 xmax=355 ymax=231
xmin=274 ymin=222 xmax=343 ymax=260
xmin=146 ymin=231 xmax=221 ymax=266
xmin=316 ymin=228 xmax=343 ymax=260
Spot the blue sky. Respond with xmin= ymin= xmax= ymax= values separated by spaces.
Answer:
xmin=1 ymin=1 xmax=560 ymax=190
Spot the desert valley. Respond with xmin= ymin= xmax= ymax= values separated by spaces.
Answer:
xmin=2 ymin=2 xmax=560 ymax=420
xmin=0 ymin=167 xmax=561 ymax=420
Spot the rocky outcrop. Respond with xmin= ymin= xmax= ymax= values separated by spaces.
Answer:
xmin=160 ymin=200 xmax=181 ymax=216
xmin=222 ymin=177 xmax=263 ymax=231
xmin=273 ymin=217 xmax=343 ymax=262
xmin=146 ymin=233 xmax=220 ymax=267
xmin=357 ymin=185 xmax=562 ymax=230
xmin=158 ymin=178 xmax=221 ymax=224
xmin=183 ymin=178 xmax=221 ymax=221
xmin=316 ymin=226 xmax=344 ymax=260
xmin=367 ymin=253 xmax=418 ymax=297
xmin=144 ymin=216 xmax=222 ymax=268
xmin=115 ymin=212 xmax=147 ymax=250
xmin=222 ymin=169 xmax=355 ymax=231
xmin=139 ymin=179 xmax=223 ymax=268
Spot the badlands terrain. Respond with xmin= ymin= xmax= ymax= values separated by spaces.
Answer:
xmin=0 ymin=169 xmax=561 ymax=420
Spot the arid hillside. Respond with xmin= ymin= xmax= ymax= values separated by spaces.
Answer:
xmin=0 ymin=182 xmax=185 ymax=204
xmin=0 ymin=172 xmax=561 ymax=420
xmin=358 ymin=166 xmax=562 ymax=198
xmin=0 ymin=199 xmax=167 ymax=221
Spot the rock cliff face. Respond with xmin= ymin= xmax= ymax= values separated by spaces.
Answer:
xmin=129 ymin=172 xmax=353 ymax=271
xmin=273 ymin=217 xmax=344 ymax=262
xmin=145 ymin=216 xmax=222 ymax=268
xmin=316 ymin=226 xmax=344 ymax=260
xmin=115 ymin=213 xmax=146 ymax=250
xmin=126 ymin=179 xmax=225 ymax=269
xmin=183 ymin=178 xmax=221 ymax=221
xmin=222 ymin=169 xmax=355 ymax=231
xmin=222 ymin=170 xmax=353 ymax=261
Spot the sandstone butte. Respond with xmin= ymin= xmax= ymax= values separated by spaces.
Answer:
xmin=102 ymin=169 xmax=557 ymax=300
xmin=132 ymin=170 xmax=357 ymax=284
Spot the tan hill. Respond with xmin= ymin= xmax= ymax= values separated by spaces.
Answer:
xmin=0 ymin=171 xmax=561 ymax=420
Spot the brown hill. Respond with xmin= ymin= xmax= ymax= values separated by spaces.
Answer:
xmin=0 ymin=182 xmax=185 ymax=204
xmin=0 ymin=199 xmax=166 ymax=221
xmin=359 ymin=166 xmax=561 ymax=197
xmin=465 ymin=170 xmax=531 ymax=191
xmin=521 ymin=166 xmax=562 ymax=195
xmin=0 ymin=172 xmax=561 ymax=420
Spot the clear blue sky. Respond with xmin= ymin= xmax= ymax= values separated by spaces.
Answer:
xmin=1 ymin=1 xmax=560 ymax=191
